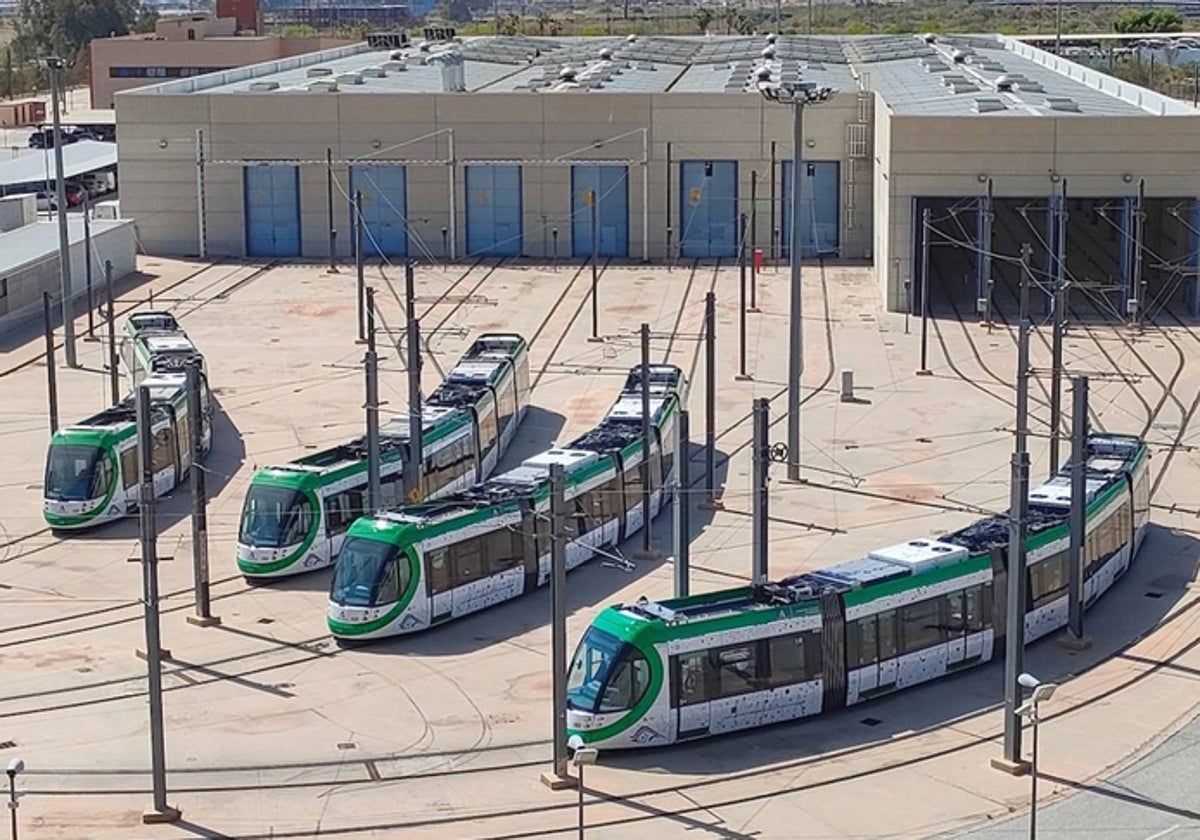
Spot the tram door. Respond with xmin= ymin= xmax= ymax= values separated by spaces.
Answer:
xmin=150 ymin=411 xmax=180 ymax=498
xmin=426 ymin=546 xmax=454 ymax=623
xmin=673 ymin=651 xmax=711 ymax=740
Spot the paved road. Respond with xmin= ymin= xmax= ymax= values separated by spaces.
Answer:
xmin=942 ymin=711 xmax=1200 ymax=840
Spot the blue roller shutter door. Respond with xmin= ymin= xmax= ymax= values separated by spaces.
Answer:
xmin=781 ymin=160 xmax=839 ymax=258
xmin=350 ymin=164 xmax=409 ymax=257
xmin=679 ymin=161 xmax=737 ymax=258
xmin=245 ymin=164 xmax=300 ymax=257
xmin=572 ymin=165 xmax=629 ymax=257
xmin=466 ymin=164 xmax=522 ymax=257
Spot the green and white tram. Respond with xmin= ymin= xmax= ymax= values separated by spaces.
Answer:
xmin=236 ymin=334 xmax=530 ymax=579
xmin=122 ymin=311 xmax=204 ymax=385
xmin=565 ymin=433 xmax=1150 ymax=749
xmin=43 ymin=370 xmax=213 ymax=529
xmin=327 ymin=364 xmax=690 ymax=640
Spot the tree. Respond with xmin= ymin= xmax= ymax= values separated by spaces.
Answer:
xmin=693 ymin=7 xmax=713 ymax=33
xmin=13 ymin=0 xmax=139 ymax=67
xmin=1113 ymin=8 xmax=1183 ymax=33
xmin=132 ymin=5 xmax=158 ymax=34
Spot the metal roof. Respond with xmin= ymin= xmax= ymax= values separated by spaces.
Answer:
xmin=120 ymin=34 xmax=1192 ymax=115
xmin=0 ymin=216 xmax=132 ymax=276
xmin=0 ymin=141 xmax=117 ymax=189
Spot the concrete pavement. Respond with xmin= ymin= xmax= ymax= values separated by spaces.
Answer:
xmin=0 ymin=256 xmax=1198 ymax=838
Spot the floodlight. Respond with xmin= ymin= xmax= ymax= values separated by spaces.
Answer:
xmin=6 ymin=759 xmax=23 ymax=777
xmin=572 ymin=747 xmax=599 ymax=767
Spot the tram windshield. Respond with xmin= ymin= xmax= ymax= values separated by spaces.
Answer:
xmin=567 ymin=627 xmax=652 ymax=714
xmin=330 ymin=539 xmax=408 ymax=607
xmin=239 ymin=485 xmax=312 ymax=547
xmin=44 ymin=444 xmax=107 ymax=501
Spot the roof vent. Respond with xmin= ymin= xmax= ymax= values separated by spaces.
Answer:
xmin=361 ymin=66 xmax=387 ymax=78
xmin=249 ymin=81 xmax=280 ymax=91
xmin=761 ymin=45 xmax=776 ymax=59
xmin=993 ymin=74 xmax=1013 ymax=92
xmin=382 ymin=60 xmax=406 ymax=72
xmin=626 ymin=33 xmax=637 ymax=42
xmin=599 ymin=46 xmax=613 ymax=60
xmin=1046 ymin=96 xmax=1079 ymax=112
xmin=755 ymin=66 xmax=772 ymax=82
xmin=306 ymin=67 xmax=333 ymax=77
xmin=418 ymin=40 xmax=432 ymax=52
xmin=559 ymin=65 xmax=577 ymax=81
xmin=766 ymin=32 xmax=778 ymax=44
xmin=1015 ymin=79 xmax=1042 ymax=92
xmin=337 ymin=72 xmax=364 ymax=85
xmin=951 ymin=49 xmax=967 ymax=63
xmin=390 ymin=50 xmax=405 ymax=60
xmin=973 ymin=96 xmax=1007 ymax=113
xmin=923 ymin=32 xmax=937 ymax=43
xmin=307 ymin=80 xmax=338 ymax=92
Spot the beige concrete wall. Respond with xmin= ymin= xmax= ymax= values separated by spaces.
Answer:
xmin=881 ymin=112 xmax=1200 ymax=312
xmin=120 ymin=87 xmax=868 ymax=262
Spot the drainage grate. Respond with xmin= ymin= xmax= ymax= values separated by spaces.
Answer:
xmin=860 ymin=718 xmax=882 ymax=727
xmin=257 ymin=617 xmax=275 ymax=624
xmin=1145 ymin=591 xmax=1164 ymax=599
xmin=0 ymin=741 xmax=16 ymax=750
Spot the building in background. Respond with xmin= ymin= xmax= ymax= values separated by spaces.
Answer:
xmin=89 ymin=4 xmax=352 ymax=108
xmin=114 ymin=34 xmax=1200 ymax=317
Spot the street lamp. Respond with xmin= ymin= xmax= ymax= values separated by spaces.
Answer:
xmin=43 ymin=55 xmax=76 ymax=369
xmin=758 ymin=79 xmax=836 ymax=482
xmin=1016 ymin=672 xmax=1058 ymax=840
xmin=7 ymin=758 xmax=24 ymax=840
xmin=568 ymin=735 xmax=599 ymax=839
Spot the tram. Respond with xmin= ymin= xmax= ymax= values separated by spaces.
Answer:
xmin=236 ymin=334 xmax=530 ymax=579
xmin=565 ymin=434 xmax=1150 ymax=749
xmin=327 ymin=364 xmax=689 ymax=641
xmin=43 ymin=313 xmax=213 ymax=530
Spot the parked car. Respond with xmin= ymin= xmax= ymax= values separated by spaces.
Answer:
xmin=64 ymin=183 xmax=86 ymax=206
xmin=79 ymin=171 xmax=115 ymax=198
xmin=35 ymin=191 xmax=58 ymax=212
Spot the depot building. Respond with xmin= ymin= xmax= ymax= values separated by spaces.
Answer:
xmin=115 ymin=32 xmax=1200 ymax=316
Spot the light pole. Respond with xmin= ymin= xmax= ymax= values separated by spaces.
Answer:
xmin=1016 ymin=672 xmax=1058 ymax=840
xmin=568 ymin=735 xmax=599 ymax=839
xmin=758 ymin=80 xmax=835 ymax=482
xmin=7 ymin=758 xmax=24 ymax=840
xmin=46 ymin=56 xmax=75 ymax=368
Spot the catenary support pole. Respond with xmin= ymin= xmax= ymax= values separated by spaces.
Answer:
xmin=639 ymin=324 xmax=653 ymax=557
xmin=673 ymin=409 xmax=690 ymax=598
xmin=49 ymin=58 xmax=75 ymax=368
xmin=751 ymin=397 xmax=769 ymax=583
xmin=365 ymin=287 xmax=381 ymax=514
xmin=196 ymin=129 xmax=207 ymax=260
xmin=704 ymin=291 xmax=717 ymax=505
xmin=137 ymin=385 xmax=180 ymax=824
xmin=83 ymin=193 xmax=94 ymax=338
xmin=404 ymin=263 xmax=423 ymax=504
xmin=1068 ymin=376 xmax=1088 ymax=640
xmin=1133 ymin=179 xmax=1145 ymax=330
xmin=665 ymin=142 xmax=672 ymax=262
xmin=355 ymin=190 xmax=365 ymax=342
xmin=105 ymin=261 xmax=119 ymax=406
xmin=769 ymin=141 xmax=778 ymax=262
xmin=786 ymin=97 xmax=805 ymax=479
xmin=641 ymin=127 xmax=649 ymax=262
xmin=590 ymin=194 xmax=599 ymax=340
xmin=1049 ymin=189 xmax=1067 ymax=474
xmin=549 ymin=462 xmax=568 ymax=780
xmin=42 ymin=291 xmax=57 ymax=434
xmin=326 ymin=147 xmax=337 ymax=272
xmin=186 ymin=361 xmax=216 ymax=626
xmin=750 ymin=171 xmax=758 ymax=310
xmin=1017 ymin=244 xmax=1032 ymax=456
xmin=738 ymin=212 xmax=749 ymax=379
xmin=918 ymin=205 xmax=932 ymax=375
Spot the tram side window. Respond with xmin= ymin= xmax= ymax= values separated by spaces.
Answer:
xmin=484 ymin=527 xmax=523 ymax=574
xmin=1030 ymin=552 xmax=1068 ymax=609
xmin=177 ymin=414 xmax=190 ymax=460
xmin=516 ymin=355 xmax=530 ymax=406
xmin=496 ymin=381 xmax=516 ymax=437
xmin=151 ymin=427 xmax=175 ymax=473
xmin=379 ymin=470 xmax=403 ymax=509
xmin=449 ymin=537 xmax=484 ymax=586
xmin=848 ymin=615 xmax=878 ymax=668
xmin=599 ymin=647 xmax=651 ymax=713
xmin=325 ymin=488 xmax=365 ymax=536
xmin=622 ymin=455 xmax=643 ymax=516
xmin=766 ymin=632 xmax=822 ymax=686
xmin=899 ymin=598 xmax=945 ymax=655
xmin=478 ymin=405 xmax=498 ymax=458
xmin=647 ymin=444 xmax=662 ymax=494
xmin=966 ymin=584 xmax=991 ymax=632
xmin=658 ymin=423 xmax=675 ymax=486
xmin=121 ymin=447 xmax=138 ymax=489
xmin=426 ymin=546 xmax=452 ymax=594
xmin=675 ymin=650 xmax=711 ymax=706
xmin=534 ymin=506 xmax=552 ymax=558
xmin=713 ymin=644 xmax=759 ymax=697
